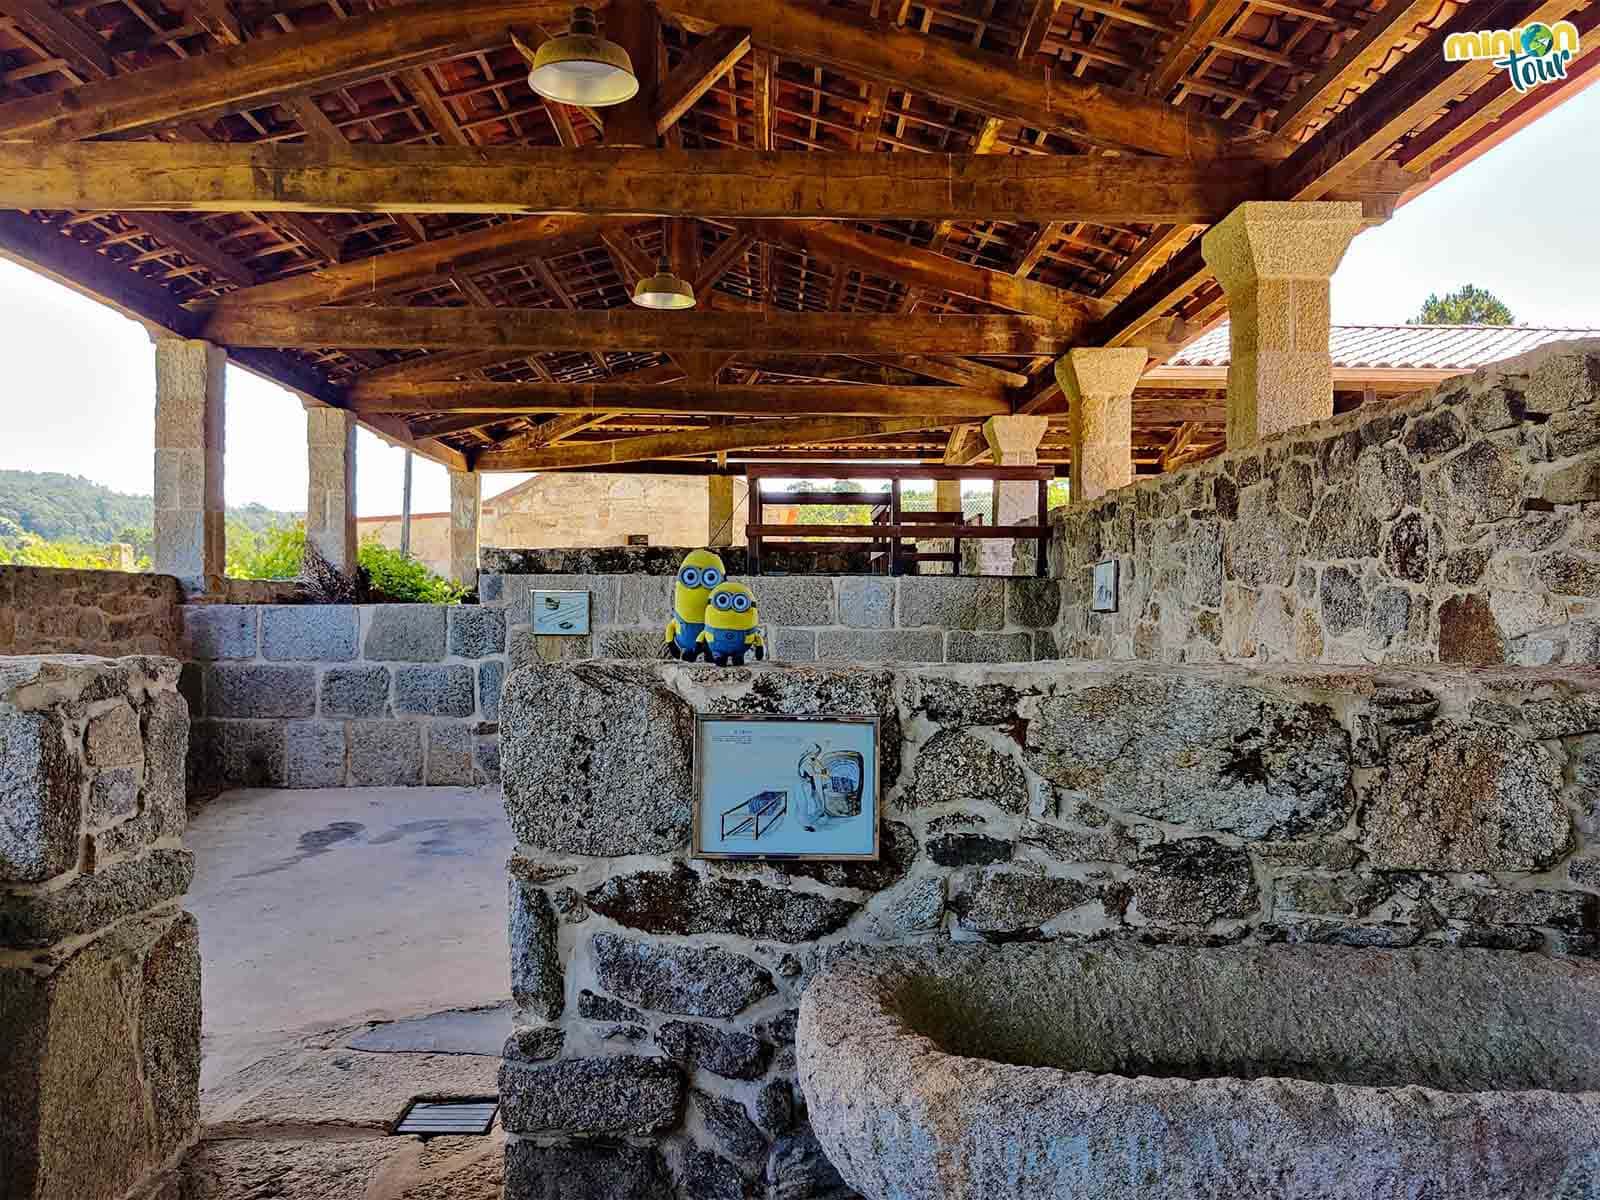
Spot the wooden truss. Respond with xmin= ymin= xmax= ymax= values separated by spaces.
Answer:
xmin=0 ymin=0 xmax=1593 ymax=473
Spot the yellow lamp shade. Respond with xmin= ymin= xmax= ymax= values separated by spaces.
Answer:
xmin=528 ymin=7 xmax=639 ymax=107
xmin=632 ymin=265 xmax=697 ymax=310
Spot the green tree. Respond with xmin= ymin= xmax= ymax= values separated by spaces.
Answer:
xmin=1408 ymin=284 xmax=1514 ymax=326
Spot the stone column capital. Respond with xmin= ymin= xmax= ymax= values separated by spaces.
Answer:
xmin=1199 ymin=201 xmax=1366 ymax=450
xmin=1056 ymin=348 xmax=1141 ymax=505
xmin=1200 ymin=200 xmax=1365 ymax=293
xmin=980 ymin=414 xmax=1048 ymax=466
xmin=1054 ymin=347 xmax=1149 ymax=404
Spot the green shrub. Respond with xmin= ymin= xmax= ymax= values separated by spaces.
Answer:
xmin=358 ymin=540 xmax=468 ymax=604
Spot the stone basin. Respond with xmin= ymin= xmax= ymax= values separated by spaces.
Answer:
xmin=798 ymin=944 xmax=1600 ymax=1200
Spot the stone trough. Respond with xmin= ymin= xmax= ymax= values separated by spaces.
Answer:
xmin=799 ymin=943 xmax=1600 ymax=1200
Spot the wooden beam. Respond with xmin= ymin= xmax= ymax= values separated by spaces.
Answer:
xmin=200 ymin=307 xmax=1075 ymax=356
xmin=660 ymin=0 xmax=1286 ymax=159
xmin=347 ymin=382 xmax=1010 ymax=418
xmin=694 ymin=231 xmax=755 ymax=293
xmin=655 ymin=27 xmax=751 ymax=132
xmin=1271 ymin=0 xmax=1446 ymax=140
xmin=1271 ymin=0 xmax=1568 ymax=200
xmin=198 ymin=214 xmax=628 ymax=309
xmin=749 ymin=48 xmax=773 ymax=151
xmin=943 ymin=424 xmax=986 ymax=467
xmin=131 ymin=212 xmax=257 ymax=288
xmin=1146 ymin=0 xmax=1249 ymax=100
xmin=1016 ymin=0 xmax=1066 ymax=60
xmin=355 ymin=350 xmax=525 ymax=385
xmin=604 ymin=0 xmax=661 ymax=147
xmin=0 ymin=0 xmax=116 ymax=81
xmin=749 ymin=220 xmax=1110 ymax=324
xmin=476 ymin=414 xmax=953 ymax=470
xmin=0 ymin=0 xmax=573 ymax=142
xmin=0 ymin=143 xmax=1279 ymax=225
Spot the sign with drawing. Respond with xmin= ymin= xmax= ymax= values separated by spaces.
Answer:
xmin=693 ymin=715 xmax=879 ymax=861
xmin=1091 ymin=559 xmax=1119 ymax=613
xmin=533 ymin=590 xmax=591 ymax=635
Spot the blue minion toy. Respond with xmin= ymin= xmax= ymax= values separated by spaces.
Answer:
xmin=664 ymin=548 xmax=727 ymax=660
xmin=697 ymin=581 xmax=766 ymax=666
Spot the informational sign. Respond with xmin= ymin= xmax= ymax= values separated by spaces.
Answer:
xmin=1091 ymin=559 xmax=1119 ymax=613
xmin=532 ymin=590 xmax=591 ymax=635
xmin=694 ymin=715 xmax=879 ymax=861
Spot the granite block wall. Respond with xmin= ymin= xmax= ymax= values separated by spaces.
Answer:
xmin=487 ymin=574 xmax=1062 ymax=666
xmin=1051 ymin=341 xmax=1600 ymax=667
xmin=181 ymin=604 xmax=507 ymax=798
xmin=0 ymin=566 xmax=184 ymax=658
xmin=498 ymin=659 xmax=1600 ymax=1198
xmin=0 ymin=654 xmax=199 ymax=1200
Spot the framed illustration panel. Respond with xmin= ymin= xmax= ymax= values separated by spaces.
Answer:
xmin=533 ymin=590 xmax=591 ymax=635
xmin=694 ymin=715 xmax=880 ymax=861
xmin=1091 ymin=559 xmax=1119 ymax=613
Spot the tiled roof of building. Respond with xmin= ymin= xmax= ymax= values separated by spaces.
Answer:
xmin=1171 ymin=325 xmax=1600 ymax=371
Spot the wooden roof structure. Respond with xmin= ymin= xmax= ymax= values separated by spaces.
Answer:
xmin=0 ymin=0 xmax=1594 ymax=476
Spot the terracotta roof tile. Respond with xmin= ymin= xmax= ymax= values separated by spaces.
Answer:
xmin=1172 ymin=324 xmax=1600 ymax=370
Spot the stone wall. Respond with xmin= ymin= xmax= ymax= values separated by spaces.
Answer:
xmin=1051 ymin=341 xmax=1600 ymax=667
xmin=482 ymin=545 xmax=877 ymax=578
xmin=483 ymin=574 xmax=1062 ymax=665
xmin=497 ymin=659 xmax=1600 ymax=1198
xmin=0 ymin=654 xmax=198 ymax=1200
xmin=0 ymin=566 xmax=184 ymax=658
xmin=180 ymin=604 xmax=507 ymax=798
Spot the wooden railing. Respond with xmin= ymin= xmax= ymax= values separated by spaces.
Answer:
xmin=744 ymin=464 xmax=1053 ymax=577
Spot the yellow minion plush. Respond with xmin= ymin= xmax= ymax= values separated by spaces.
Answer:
xmin=696 ymin=581 xmax=766 ymax=666
xmin=664 ymin=549 xmax=727 ymax=660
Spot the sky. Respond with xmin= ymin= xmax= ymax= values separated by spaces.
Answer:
xmin=0 ymin=77 xmax=1597 ymax=516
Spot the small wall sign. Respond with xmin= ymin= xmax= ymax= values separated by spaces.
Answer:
xmin=533 ymin=590 xmax=591 ymax=635
xmin=694 ymin=715 xmax=880 ymax=861
xmin=1091 ymin=559 xmax=1119 ymax=613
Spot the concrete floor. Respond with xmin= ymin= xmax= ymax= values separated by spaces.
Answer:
xmin=186 ymin=786 xmax=510 ymax=1093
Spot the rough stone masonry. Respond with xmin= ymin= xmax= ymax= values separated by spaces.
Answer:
xmin=498 ymin=659 xmax=1600 ymax=1200
xmin=1052 ymin=339 xmax=1600 ymax=668
xmin=0 ymin=654 xmax=199 ymax=1200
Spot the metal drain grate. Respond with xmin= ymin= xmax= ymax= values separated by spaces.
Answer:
xmin=393 ymin=1097 xmax=499 ymax=1137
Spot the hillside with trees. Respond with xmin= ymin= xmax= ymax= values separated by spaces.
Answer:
xmin=0 ymin=470 xmax=297 ymax=548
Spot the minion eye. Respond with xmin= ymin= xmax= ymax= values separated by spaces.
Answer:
xmin=702 ymin=568 xmax=722 ymax=587
xmin=680 ymin=567 xmax=700 ymax=587
xmin=715 ymin=593 xmax=732 ymax=609
xmin=733 ymin=595 xmax=750 ymax=612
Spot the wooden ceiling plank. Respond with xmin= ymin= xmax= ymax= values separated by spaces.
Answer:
xmin=1145 ymin=0 xmax=1250 ymax=101
xmin=748 ymin=219 xmax=1110 ymax=325
xmin=1272 ymin=0 xmax=1571 ymax=200
xmin=0 ymin=0 xmax=116 ymax=80
xmin=199 ymin=214 xmax=632 ymax=309
xmin=661 ymin=0 xmax=1284 ymax=159
xmin=133 ymin=212 xmax=257 ymax=287
xmin=0 ymin=0 xmax=575 ymax=142
xmin=201 ymin=307 xmax=1075 ymax=356
xmin=1272 ymin=0 xmax=1453 ymax=140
